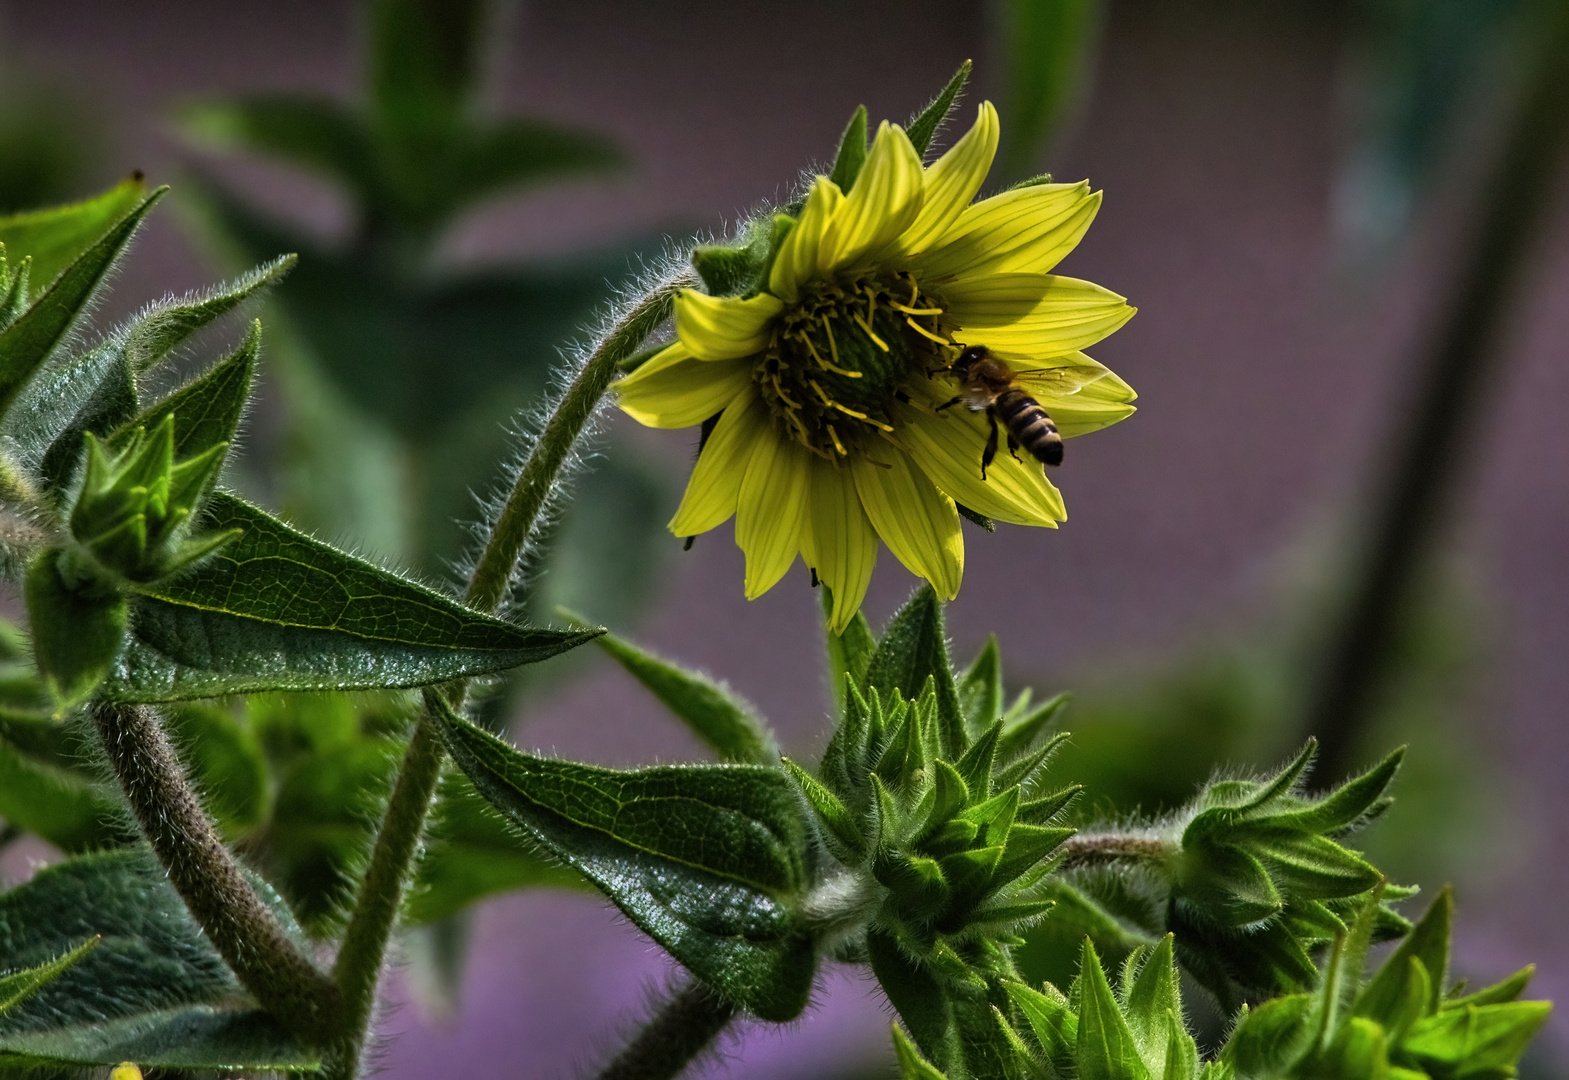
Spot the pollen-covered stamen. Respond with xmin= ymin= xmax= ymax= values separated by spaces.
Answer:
xmin=757 ymin=273 xmax=955 ymax=458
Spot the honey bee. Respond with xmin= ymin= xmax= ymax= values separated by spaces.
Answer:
xmin=941 ymin=345 xmax=1064 ymax=478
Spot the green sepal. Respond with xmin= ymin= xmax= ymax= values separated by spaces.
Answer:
xmin=436 ymin=699 xmax=816 ymax=1021
xmin=998 ymin=691 xmax=1069 ymax=761
xmin=994 ymin=730 xmax=1071 ymax=792
xmin=892 ymin=1022 xmax=950 ymax=1080
xmin=993 ymin=824 xmax=1075 ymax=890
xmin=1005 ymin=979 xmax=1078 ymax=1072
xmin=1356 ymin=887 xmax=1451 ymax=1023
xmin=1123 ymin=937 xmax=1186 ymax=1079
xmin=866 ymin=586 xmax=964 ymax=757
xmin=1017 ymin=784 xmax=1082 ymax=825
xmin=783 ymin=756 xmax=866 ymax=862
xmin=0 ymin=176 xmax=147 ymax=293
xmin=874 ymin=848 xmax=948 ymax=915
xmin=906 ymin=60 xmax=974 ymax=158
xmin=0 ymin=937 xmax=98 ymax=1018
xmin=959 ymin=786 xmax=1020 ymax=849
xmin=589 ymin=624 xmax=777 ymax=765
xmin=122 ymin=256 xmax=293 ymax=374
xmin=24 ymin=548 xmax=128 ymax=709
xmin=0 ymin=189 xmax=164 ymax=426
xmin=937 ymin=844 xmax=1003 ymax=918
xmin=1448 ymin=966 xmax=1535 ymax=1009
xmin=1078 ymin=939 xmax=1153 ymax=1080
xmin=1400 ymin=1001 xmax=1552 ymax=1077
xmin=824 ymin=585 xmax=875 ymax=711
xmin=692 ymin=241 xmax=763 ymax=299
xmin=1271 ymin=747 xmax=1406 ymax=836
xmin=102 ymin=493 xmax=599 ymax=701
xmin=820 ymin=677 xmax=872 ymax=806
xmin=957 ymin=634 xmax=1003 ymax=740
xmin=954 ymin=720 xmax=1002 ymax=798
xmin=927 ymin=760 xmax=971 ymax=830
xmin=829 ymin=105 xmax=869 ymax=194
xmin=37 ymin=348 xmax=138 ymax=498
xmin=1173 ymin=841 xmax=1283 ymax=927
xmin=1221 ymin=995 xmax=1313 ymax=1076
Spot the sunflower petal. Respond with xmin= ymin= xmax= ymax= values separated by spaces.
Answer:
xmin=912 ymin=182 xmax=1099 ymax=282
xmin=615 ymin=344 xmax=754 ymax=429
xmin=770 ymin=177 xmax=843 ymax=303
xmin=901 ymin=407 xmax=1065 ymax=527
xmin=1015 ymin=352 xmax=1138 ymax=438
xmin=735 ymin=426 xmax=812 ymax=599
xmin=674 ymin=289 xmax=783 ymax=360
xmin=894 ymin=101 xmax=1000 ymax=259
xmin=668 ymin=387 xmax=768 ymax=536
xmin=948 ymin=275 xmax=1135 ymax=354
xmin=800 ymin=459 xmax=878 ymax=633
xmin=818 ymin=121 xmax=925 ymax=273
xmin=851 ymin=449 xmax=963 ymax=600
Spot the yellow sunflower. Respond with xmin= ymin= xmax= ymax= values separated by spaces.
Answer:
xmin=616 ymin=103 xmax=1137 ymax=631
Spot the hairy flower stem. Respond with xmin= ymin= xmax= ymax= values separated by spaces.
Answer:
xmin=464 ymin=271 xmax=694 ymax=613
xmin=1308 ymin=0 xmax=1569 ymax=780
xmin=90 ymin=702 xmax=341 ymax=1043
xmin=327 ymin=275 xmax=693 ymax=1079
xmin=1055 ymin=832 xmax=1172 ymax=872
xmin=595 ymin=979 xmax=737 ymax=1080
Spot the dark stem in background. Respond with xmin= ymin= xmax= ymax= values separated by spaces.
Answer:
xmin=1308 ymin=0 xmax=1569 ymax=781
xmin=90 ymin=702 xmax=341 ymax=1044
xmin=595 ymin=979 xmax=738 ymax=1080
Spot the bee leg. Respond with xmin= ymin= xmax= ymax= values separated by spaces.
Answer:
xmin=936 ymin=395 xmax=962 ymax=412
xmin=981 ymin=411 xmax=999 ymax=480
xmin=1006 ymin=432 xmax=1023 ymax=464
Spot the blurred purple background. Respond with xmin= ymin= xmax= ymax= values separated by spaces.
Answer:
xmin=2 ymin=1 xmax=1566 ymax=1075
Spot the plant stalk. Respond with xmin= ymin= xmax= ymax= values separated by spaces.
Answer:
xmin=1055 ymin=832 xmax=1172 ymax=872
xmin=326 ymin=272 xmax=691 ymax=1078
xmin=1307 ymin=0 xmax=1569 ymax=780
xmin=464 ymin=272 xmax=693 ymax=613
xmin=595 ymin=979 xmax=737 ymax=1080
xmin=90 ymin=701 xmax=341 ymax=1043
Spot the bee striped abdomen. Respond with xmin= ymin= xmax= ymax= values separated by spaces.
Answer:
xmin=995 ymin=388 xmax=1063 ymax=467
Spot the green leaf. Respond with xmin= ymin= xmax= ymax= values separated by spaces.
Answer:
xmin=449 ymin=120 xmax=623 ymax=208
xmin=0 ymin=189 xmax=164 ymax=425
xmin=166 ymin=703 xmax=268 ymax=837
xmin=828 ymin=105 xmax=869 ymax=193
xmin=1400 ymin=1002 xmax=1552 ymax=1077
xmin=0 ymin=848 xmax=315 ymax=1070
xmin=0 ymin=712 xmax=127 ymax=852
xmin=958 ymin=634 xmax=1003 ymax=741
xmin=865 ymin=586 xmax=964 ymax=757
xmin=590 ymin=627 xmax=777 ymax=765
xmin=121 ymin=255 xmax=294 ymax=374
xmin=101 ymin=493 xmax=598 ymax=701
xmin=437 ymin=701 xmax=816 ymax=1021
xmin=406 ymin=770 xmax=587 ymax=925
xmin=0 ymin=938 xmax=97 ymax=1017
xmin=998 ymin=0 xmax=1101 ymax=180
xmin=868 ymin=928 xmax=959 ymax=1071
xmin=1357 ymin=887 xmax=1452 ymax=1023
xmin=1077 ymin=940 xmax=1153 ymax=1080
xmin=906 ymin=60 xmax=974 ymax=158
xmin=24 ymin=549 xmax=129 ymax=709
xmin=114 ymin=319 xmax=258 ymax=468
xmin=180 ymin=96 xmax=378 ymax=199
xmin=0 ymin=176 xmax=146 ymax=292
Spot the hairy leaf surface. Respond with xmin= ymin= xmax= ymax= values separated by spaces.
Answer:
xmin=101 ymin=493 xmax=598 ymax=701
xmin=438 ymin=704 xmax=816 ymax=1020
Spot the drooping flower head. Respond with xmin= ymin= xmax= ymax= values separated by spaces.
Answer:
xmin=616 ymin=98 xmax=1137 ymax=631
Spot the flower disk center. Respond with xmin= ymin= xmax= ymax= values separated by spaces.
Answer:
xmin=758 ymin=273 xmax=953 ymax=460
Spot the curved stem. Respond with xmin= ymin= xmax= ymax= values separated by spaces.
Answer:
xmin=91 ymin=702 xmax=340 ymax=1043
xmin=595 ymin=979 xmax=737 ymax=1080
xmin=1308 ymin=0 xmax=1569 ymax=779
xmin=326 ymin=273 xmax=692 ymax=1078
xmin=464 ymin=272 xmax=693 ymax=613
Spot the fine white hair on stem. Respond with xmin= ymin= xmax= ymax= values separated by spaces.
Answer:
xmin=452 ymin=241 xmax=698 ymax=619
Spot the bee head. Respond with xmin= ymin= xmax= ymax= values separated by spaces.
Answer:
xmin=952 ymin=345 xmax=990 ymax=377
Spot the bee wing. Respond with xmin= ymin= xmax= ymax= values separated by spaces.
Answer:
xmin=1013 ymin=363 xmax=1117 ymax=397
